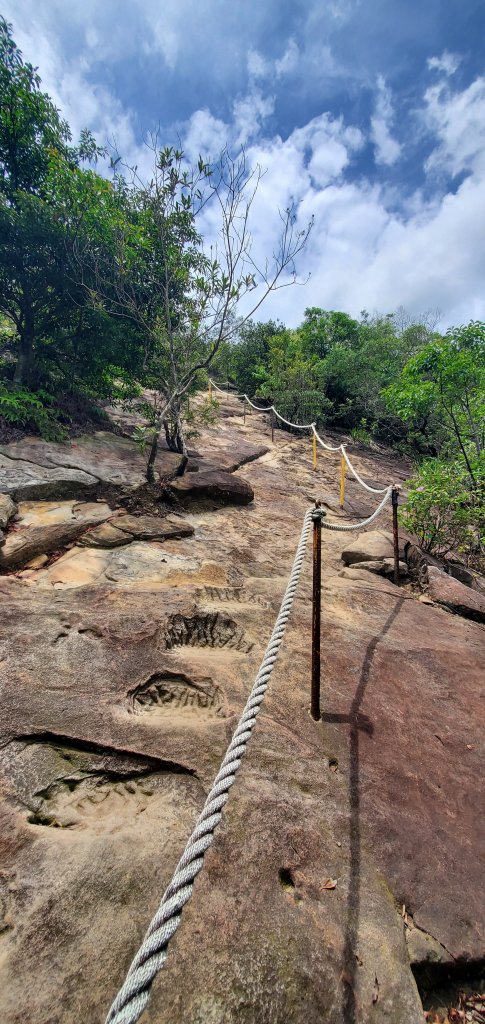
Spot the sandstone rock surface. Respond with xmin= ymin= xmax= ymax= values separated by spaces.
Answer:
xmin=0 ymin=493 xmax=17 ymax=529
xmin=0 ymin=500 xmax=116 ymax=571
xmin=169 ymin=468 xmax=254 ymax=505
xmin=0 ymin=398 xmax=483 ymax=1024
xmin=341 ymin=529 xmax=405 ymax=565
xmin=427 ymin=565 xmax=485 ymax=623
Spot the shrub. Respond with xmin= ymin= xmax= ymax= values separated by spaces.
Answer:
xmin=400 ymin=459 xmax=482 ymax=559
xmin=0 ymin=383 xmax=66 ymax=440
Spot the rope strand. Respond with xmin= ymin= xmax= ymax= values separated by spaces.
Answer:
xmin=105 ymin=509 xmax=313 ymax=1024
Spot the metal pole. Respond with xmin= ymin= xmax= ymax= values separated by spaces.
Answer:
xmin=243 ymin=400 xmax=246 ymax=424
xmin=311 ymin=503 xmax=326 ymax=721
xmin=313 ymin=431 xmax=317 ymax=471
xmin=340 ymin=453 xmax=346 ymax=508
xmin=392 ymin=485 xmax=400 ymax=586
xmin=271 ymin=410 xmax=275 ymax=443
xmin=209 ymin=381 xmax=213 ymax=402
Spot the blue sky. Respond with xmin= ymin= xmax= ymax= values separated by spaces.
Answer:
xmin=3 ymin=0 xmax=485 ymax=330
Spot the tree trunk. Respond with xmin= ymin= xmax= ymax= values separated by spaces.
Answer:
xmin=173 ymin=411 xmax=189 ymax=476
xmin=146 ymin=431 xmax=159 ymax=484
xmin=13 ymin=315 xmax=34 ymax=387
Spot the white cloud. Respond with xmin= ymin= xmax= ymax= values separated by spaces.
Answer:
xmin=427 ymin=51 xmax=461 ymax=76
xmin=424 ymin=77 xmax=485 ymax=177
xmin=370 ymin=75 xmax=401 ymax=166
xmin=3 ymin=0 xmax=485 ymax=332
xmin=183 ymin=109 xmax=230 ymax=162
xmin=233 ymin=91 xmax=275 ymax=146
xmin=275 ymin=39 xmax=299 ymax=76
xmin=247 ymin=38 xmax=299 ymax=82
xmin=247 ymin=48 xmax=269 ymax=79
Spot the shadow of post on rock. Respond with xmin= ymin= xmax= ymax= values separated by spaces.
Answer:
xmin=322 ymin=595 xmax=405 ymax=1024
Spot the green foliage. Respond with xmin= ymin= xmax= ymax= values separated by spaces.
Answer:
xmin=350 ymin=419 xmax=374 ymax=445
xmin=383 ymin=321 xmax=485 ymax=478
xmin=0 ymin=381 xmax=65 ymax=439
xmin=400 ymin=459 xmax=483 ymax=559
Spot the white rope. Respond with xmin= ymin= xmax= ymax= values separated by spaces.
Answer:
xmin=104 ymin=508 xmax=314 ymax=1024
xmin=273 ymin=409 xmax=314 ymax=430
xmin=341 ymin=448 xmax=389 ymax=495
xmin=311 ymin=425 xmax=343 ymax=452
xmin=209 ymin=380 xmax=245 ymax=399
xmin=321 ymin=487 xmax=392 ymax=530
xmin=210 ymin=381 xmax=392 ymax=496
xmin=243 ymin=395 xmax=274 ymax=412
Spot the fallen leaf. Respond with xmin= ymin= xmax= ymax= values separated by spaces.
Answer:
xmin=322 ymin=878 xmax=337 ymax=890
xmin=372 ymin=975 xmax=379 ymax=1004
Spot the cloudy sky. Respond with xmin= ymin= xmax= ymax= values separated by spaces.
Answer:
xmin=4 ymin=0 xmax=485 ymax=329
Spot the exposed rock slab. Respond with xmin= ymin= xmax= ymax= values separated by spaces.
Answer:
xmin=0 ymin=398 xmax=483 ymax=1024
xmin=341 ymin=529 xmax=405 ymax=565
xmin=0 ymin=500 xmax=116 ymax=571
xmin=78 ymin=513 xmax=195 ymax=548
xmin=0 ymin=493 xmax=17 ymax=529
xmin=170 ymin=468 xmax=254 ymax=505
xmin=0 ymin=431 xmax=269 ymax=502
xmin=0 ymin=450 xmax=99 ymax=500
xmin=427 ymin=565 xmax=485 ymax=623
xmin=350 ymin=558 xmax=408 ymax=578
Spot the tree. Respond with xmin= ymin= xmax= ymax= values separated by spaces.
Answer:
xmin=0 ymin=17 xmax=106 ymax=390
xmin=77 ymin=142 xmax=313 ymax=480
xmin=383 ymin=321 xmax=485 ymax=485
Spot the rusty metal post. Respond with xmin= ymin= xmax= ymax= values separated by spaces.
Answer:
xmin=243 ymin=400 xmax=246 ymax=424
xmin=339 ymin=452 xmax=346 ymax=508
xmin=311 ymin=503 xmax=326 ymax=721
xmin=313 ymin=431 xmax=317 ymax=471
xmin=271 ymin=409 xmax=275 ymax=443
xmin=392 ymin=485 xmax=400 ymax=586
xmin=209 ymin=380 xmax=213 ymax=402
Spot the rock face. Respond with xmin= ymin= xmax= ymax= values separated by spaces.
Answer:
xmin=341 ymin=529 xmax=405 ymax=566
xmin=77 ymin=514 xmax=195 ymax=548
xmin=427 ymin=565 xmax=485 ymax=623
xmin=0 ymin=432 xmax=268 ymax=500
xmin=0 ymin=500 xmax=116 ymax=571
xmin=169 ymin=468 xmax=254 ymax=505
xmin=0 ymin=493 xmax=17 ymax=529
xmin=0 ymin=399 xmax=483 ymax=1024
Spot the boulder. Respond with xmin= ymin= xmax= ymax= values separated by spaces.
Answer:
xmin=0 ymin=493 xmax=17 ymax=529
xmin=112 ymin=513 xmax=195 ymax=541
xmin=341 ymin=529 xmax=404 ymax=566
xmin=78 ymin=514 xmax=195 ymax=548
xmin=77 ymin=521 xmax=132 ymax=549
xmin=350 ymin=558 xmax=408 ymax=578
xmin=169 ymin=469 xmax=254 ymax=506
xmin=0 ymin=450 xmax=98 ymax=500
xmin=0 ymin=500 xmax=116 ymax=571
xmin=427 ymin=566 xmax=485 ymax=623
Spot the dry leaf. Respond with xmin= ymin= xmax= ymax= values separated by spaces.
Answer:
xmin=372 ymin=975 xmax=379 ymax=1004
xmin=322 ymin=878 xmax=337 ymax=890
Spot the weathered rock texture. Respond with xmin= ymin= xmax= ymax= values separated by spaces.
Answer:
xmin=169 ymin=468 xmax=254 ymax=506
xmin=427 ymin=565 xmax=485 ymax=623
xmin=0 ymin=397 xmax=483 ymax=1024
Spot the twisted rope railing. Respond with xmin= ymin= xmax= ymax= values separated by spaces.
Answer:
xmin=105 ymin=508 xmax=314 ymax=1024
xmin=209 ymin=379 xmax=391 ymax=494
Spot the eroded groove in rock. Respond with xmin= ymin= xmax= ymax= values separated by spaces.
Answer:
xmin=27 ymin=771 xmax=163 ymax=829
xmin=11 ymin=731 xmax=194 ymax=774
xmin=164 ymin=611 xmax=253 ymax=652
xmin=203 ymin=586 xmax=269 ymax=609
xmin=129 ymin=671 xmax=225 ymax=717
xmin=2 ymin=733 xmax=201 ymax=832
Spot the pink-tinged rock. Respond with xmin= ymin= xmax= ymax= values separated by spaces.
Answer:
xmin=427 ymin=566 xmax=485 ymax=623
xmin=170 ymin=469 xmax=254 ymax=506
